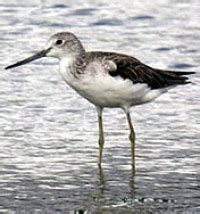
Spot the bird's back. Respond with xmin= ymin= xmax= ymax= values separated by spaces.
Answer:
xmin=85 ymin=51 xmax=195 ymax=90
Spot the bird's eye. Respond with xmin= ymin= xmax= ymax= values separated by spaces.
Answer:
xmin=55 ymin=39 xmax=63 ymax=45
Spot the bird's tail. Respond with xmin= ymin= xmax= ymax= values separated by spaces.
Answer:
xmin=155 ymin=69 xmax=195 ymax=86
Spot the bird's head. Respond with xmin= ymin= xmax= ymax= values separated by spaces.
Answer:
xmin=5 ymin=32 xmax=85 ymax=70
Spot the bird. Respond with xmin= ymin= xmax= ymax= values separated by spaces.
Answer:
xmin=5 ymin=32 xmax=195 ymax=167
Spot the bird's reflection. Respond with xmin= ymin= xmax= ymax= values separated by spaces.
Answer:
xmin=97 ymin=163 xmax=136 ymax=200
xmin=73 ymin=163 xmax=136 ymax=214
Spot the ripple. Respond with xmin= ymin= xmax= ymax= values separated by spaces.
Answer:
xmin=91 ymin=18 xmax=123 ymax=26
xmin=70 ymin=8 xmax=97 ymax=16
xmin=170 ymin=63 xmax=194 ymax=69
xmin=130 ymin=15 xmax=155 ymax=20
xmin=154 ymin=47 xmax=172 ymax=52
xmin=52 ymin=4 xmax=69 ymax=9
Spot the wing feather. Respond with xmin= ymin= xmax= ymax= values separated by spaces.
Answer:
xmin=85 ymin=51 xmax=195 ymax=89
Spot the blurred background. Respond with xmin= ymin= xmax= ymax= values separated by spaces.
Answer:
xmin=0 ymin=0 xmax=199 ymax=213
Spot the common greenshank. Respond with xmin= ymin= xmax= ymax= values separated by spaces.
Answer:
xmin=5 ymin=32 xmax=195 ymax=166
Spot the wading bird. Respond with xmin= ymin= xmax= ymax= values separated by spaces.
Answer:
xmin=5 ymin=32 xmax=194 ymax=166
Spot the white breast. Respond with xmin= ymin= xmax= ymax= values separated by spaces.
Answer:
xmin=59 ymin=57 xmax=76 ymax=84
xmin=59 ymin=58 xmax=166 ymax=109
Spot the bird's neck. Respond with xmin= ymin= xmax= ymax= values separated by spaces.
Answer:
xmin=59 ymin=54 xmax=86 ymax=80
xmin=60 ymin=52 xmax=86 ymax=67
xmin=60 ymin=39 xmax=87 ymax=76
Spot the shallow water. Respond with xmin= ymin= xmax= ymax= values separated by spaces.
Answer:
xmin=0 ymin=0 xmax=200 ymax=213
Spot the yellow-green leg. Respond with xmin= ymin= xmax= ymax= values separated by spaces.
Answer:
xmin=97 ymin=107 xmax=104 ymax=166
xmin=126 ymin=112 xmax=136 ymax=167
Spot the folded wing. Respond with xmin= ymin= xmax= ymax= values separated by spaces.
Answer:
xmin=86 ymin=51 xmax=195 ymax=90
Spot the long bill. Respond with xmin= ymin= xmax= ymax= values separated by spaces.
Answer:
xmin=5 ymin=47 xmax=52 ymax=70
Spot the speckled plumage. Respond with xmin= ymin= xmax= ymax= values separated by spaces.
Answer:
xmin=58 ymin=49 xmax=194 ymax=109
xmin=83 ymin=51 xmax=194 ymax=89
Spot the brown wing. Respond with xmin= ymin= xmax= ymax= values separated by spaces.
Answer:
xmin=86 ymin=51 xmax=195 ymax=90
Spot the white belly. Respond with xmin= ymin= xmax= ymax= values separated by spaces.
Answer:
xmin=59 ymin=59 xmax=165 ymax=108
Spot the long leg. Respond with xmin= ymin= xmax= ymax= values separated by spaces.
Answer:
xmin=125 ymin=111 xmax=136 ymax=167
xmin=97 ymin=107 xmax=104 ymax=166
